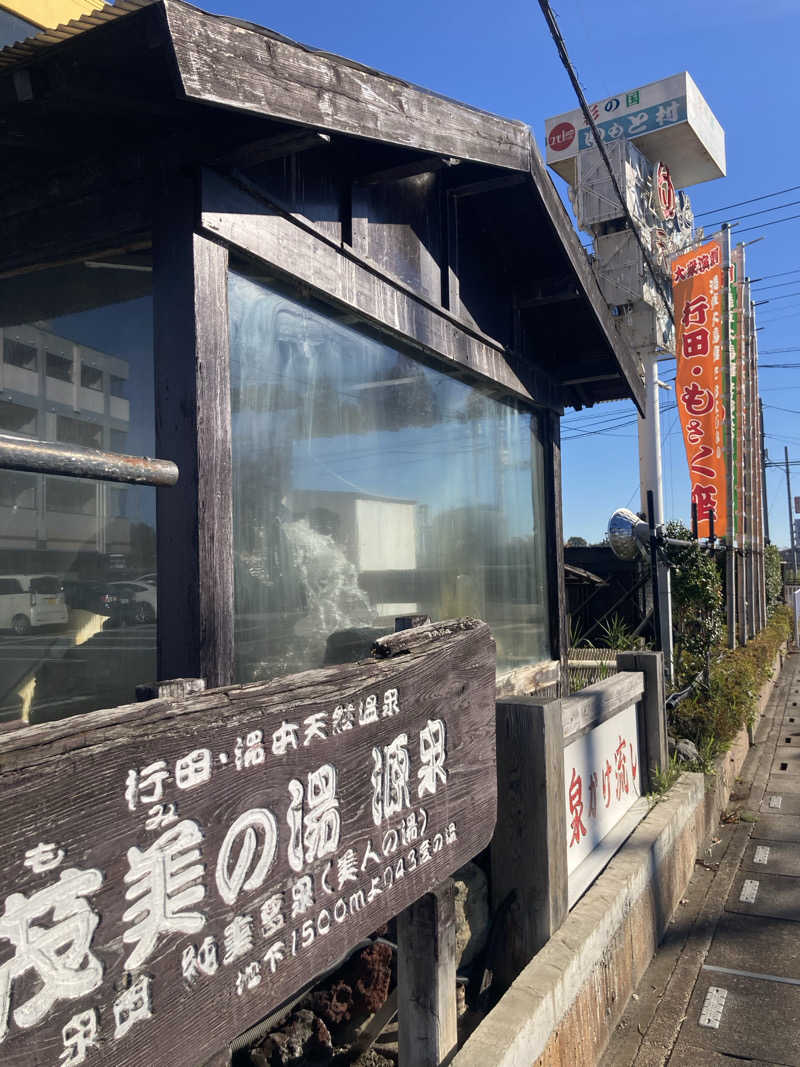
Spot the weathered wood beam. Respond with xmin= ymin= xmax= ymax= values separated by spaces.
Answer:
xmin=0 ymin=179 xmax=152 ymax=277
xmin=163 ymin=0 xmax=531 ymax=171
xmin=517 ymin=288 xmax=582 ymax=309
xmin=213 ymin=129 xmax=331 ymax=168
xmin=561 ymin=372 xmax=623 ymax=386
xmin=153 ymin=172 xmax=234 ymax=689
xmin=537 ymin=410 xmax=569 ymax=687
xmin=397 ymin=883 xmax=458 ymax=1067
xmin=525 ymin=142 xmax=645 ymax=413
xmin=200 ymin=168 xmax=561 ymax=409
xmin=449 ymin=173 xmax=527 ymax=199
xmin=354 ymin=154 xmax=460 ymax=186
xmin=491 ymin=697 xmax=568 ymax=988
xmin=560 ymin=672 xmax=645 ymax=743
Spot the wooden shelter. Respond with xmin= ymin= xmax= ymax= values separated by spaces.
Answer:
xmin=0 ymin=0 xmax=644 ymax=724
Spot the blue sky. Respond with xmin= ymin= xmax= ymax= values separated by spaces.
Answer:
xmin=199 ymin=0 xmax=800 ymax=547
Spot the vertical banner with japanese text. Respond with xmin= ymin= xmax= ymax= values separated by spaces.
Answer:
xmin=673 ymin=240 xmax=727 ymax=538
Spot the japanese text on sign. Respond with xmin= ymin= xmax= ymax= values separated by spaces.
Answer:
xmin=0 ymin=620 xmax=497 ymax=1067
xmin=673 ymin=240 xmax=728 ymax=538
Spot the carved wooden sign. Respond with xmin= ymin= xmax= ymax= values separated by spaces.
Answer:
xmin=0 ymin=618 xmax=495 ymax=1067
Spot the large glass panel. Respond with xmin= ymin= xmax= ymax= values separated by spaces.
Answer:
xmin=0 ymin=253 xmax=156 ymax=724
xmin=230 ymin=270 xmax=550 ymax=685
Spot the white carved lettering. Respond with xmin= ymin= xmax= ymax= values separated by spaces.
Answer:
xmin=216 ymin=809 xmax=278 ymax=906
xmin=113 ymin=975 xmax=151 ymax=1040
xmin=418 ymin=720 xmax=447 ymax=797
xmin=122 ymin=820 xmax=205 ymax=970
xmin=0 ymin=867 xmax=103 ymax=1042
xmin=59 ymin=1009 xmax=98 ymax=1066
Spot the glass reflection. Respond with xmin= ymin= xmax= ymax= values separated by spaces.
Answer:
xmin=230 ymin=271 xmax=550 ymax=684
xmin=0 ymin=255 xmax=156 ymax=724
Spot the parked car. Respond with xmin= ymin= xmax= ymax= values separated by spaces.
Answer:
xmin=0 ymin=574 xmax=69 ymax=634
xmin=62 ymin=579 xmax=135 ymax=627
xmin=111 ymin=581 xmax=156 ymax=624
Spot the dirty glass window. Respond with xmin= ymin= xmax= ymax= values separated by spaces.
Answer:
xmin=229 ymin=270 xmax=550 ymax=685
xmin=0 ymin=253 xmax=156 ymax=724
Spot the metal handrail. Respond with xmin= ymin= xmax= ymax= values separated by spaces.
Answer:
xmin=0 ymin=434 xmax=178 ymax=487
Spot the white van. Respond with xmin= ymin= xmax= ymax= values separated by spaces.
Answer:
xmin=0 ymin=575 xmax=69 ymax=634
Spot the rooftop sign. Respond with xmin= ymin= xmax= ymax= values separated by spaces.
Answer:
xmin=545 ymin=72 xmax=725 ymax=190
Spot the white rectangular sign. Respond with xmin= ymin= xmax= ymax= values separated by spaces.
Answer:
xmin=564 ymin=702 xmax=642 ymax=877
xmin=545 ymin=71 xmax=725 ymax=189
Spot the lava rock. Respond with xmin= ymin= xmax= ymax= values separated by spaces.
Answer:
xmin=676 ymin=738 xmax=700 ymax=763
xmin=453 ymin=861 xmax=489 ymax=969
xmin=309 ymin=941 xmax=393 ymax=1028
xmin=258 ymin=1009 xmax=332 ymax=1065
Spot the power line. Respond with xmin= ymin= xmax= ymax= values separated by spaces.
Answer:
xmin=754 ymin=269 xmax=800 ymax=284
xmin=695 ymin=184 xmax=800 ymax=218
xmin=756 ymin=290 xmax=800 ymax=304
xmin=752 ymin=279 xmax=800 ymax=293
xmin=737 ymin=212 xmax=800 ymax=236
xmin=534 ymin=0 xmax=674 ymax=324
xmin=706 ymin=198 xmax=800 ymax=231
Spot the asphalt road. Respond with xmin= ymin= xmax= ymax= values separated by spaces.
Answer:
xmin=0 ymin=621 xmax=156 ymax=722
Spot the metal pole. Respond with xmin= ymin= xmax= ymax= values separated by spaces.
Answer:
xmin=786 ymin=446 xmax=798 ymax=580
xmin=638 ymin=355 xmax=674 ymax=682
xmin=761 ymin=399 xmax=770 ymax=544
xmin=722 ymin=224 xmax=736 ymax=648
xmin=646 ymin=490 xmax=663 ymax=658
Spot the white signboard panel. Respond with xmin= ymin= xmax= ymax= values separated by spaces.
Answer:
xmin=545 ymin=71 xmax=725 ymax=189
xmin=564 ymin=701 xmax=642 ymax=877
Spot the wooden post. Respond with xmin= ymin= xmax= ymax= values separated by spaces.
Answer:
xmin=535 ymin=411 xmax=569 ymax=695
xmin=491 ymin=697 xmax=567 ymax=989
xmin=153 ymin=171 xmax=235 ymax=689
xmin=397 ymin=882 xmax=458 ymax=1067
xmin=616 ymin=651 xmax=666 ymax=791
xmin=135 ymin=677 xmax=207 ymax=702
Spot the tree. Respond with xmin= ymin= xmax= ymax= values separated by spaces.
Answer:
xmin=565 ymin=536 xmax=588 ymax=548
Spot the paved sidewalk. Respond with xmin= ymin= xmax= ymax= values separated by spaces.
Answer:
xmin=602 ymin=650 xmax=800 ymax=1067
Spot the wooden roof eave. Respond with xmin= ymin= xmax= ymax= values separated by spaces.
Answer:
xmin=160 ymin=0 xmax=644 ymax=413
xmin=525 ymin=135 xmax=645 ymax=415
xmin=160 ymin=0 xmax=532 ymax=173
xmin=0 ymin=0 xmax=645 ymax=414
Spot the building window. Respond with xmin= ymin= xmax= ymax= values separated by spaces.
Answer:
xmin=0 ymin=400 xmax=36 ymax=436
xmin=80 ymin=364 xmax=103 ymax=392
xmin=110 ymin=428 xmax=128 ymax=453
xmin=110 ymin=374 xmax=127 ymax=399
xmin=0 ymin=471 xmax=37 ymax=509
xmin=56 ymin=415 xmax=102 ymax=450
xmin=46 ymin=476 xmax=96 ymax=516
xmin=3 ymin=337 xmax=37 ymax=371
xmin=46 ymin=351 xmax=73 ymax=383
xmin=0 ymin=254 xmax=155 ymax=725
xmin=229 ymin=270 xmax=550 ymax=685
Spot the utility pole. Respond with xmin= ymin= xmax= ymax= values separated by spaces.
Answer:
xmin=637 ymin=354 xmax=674 ymax=683
xmin=786 ymin=446 xmax=798 ymax=579
xmin=722 ymin=224 xmax=737 ymax=648
xmin=760 ymin=399 xmax=770 ymax=544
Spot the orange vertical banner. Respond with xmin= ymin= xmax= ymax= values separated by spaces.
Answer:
xmin=673 ymin=240 xmax=728 ymax=538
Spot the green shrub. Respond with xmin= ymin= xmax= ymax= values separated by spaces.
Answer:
xmin=670 ymin=606 xmax=791 ymax=759
xmin=664 ymin=520 xmax=724 ymax=687
xmin=765 ymin=543 xmax=784 ymax=613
